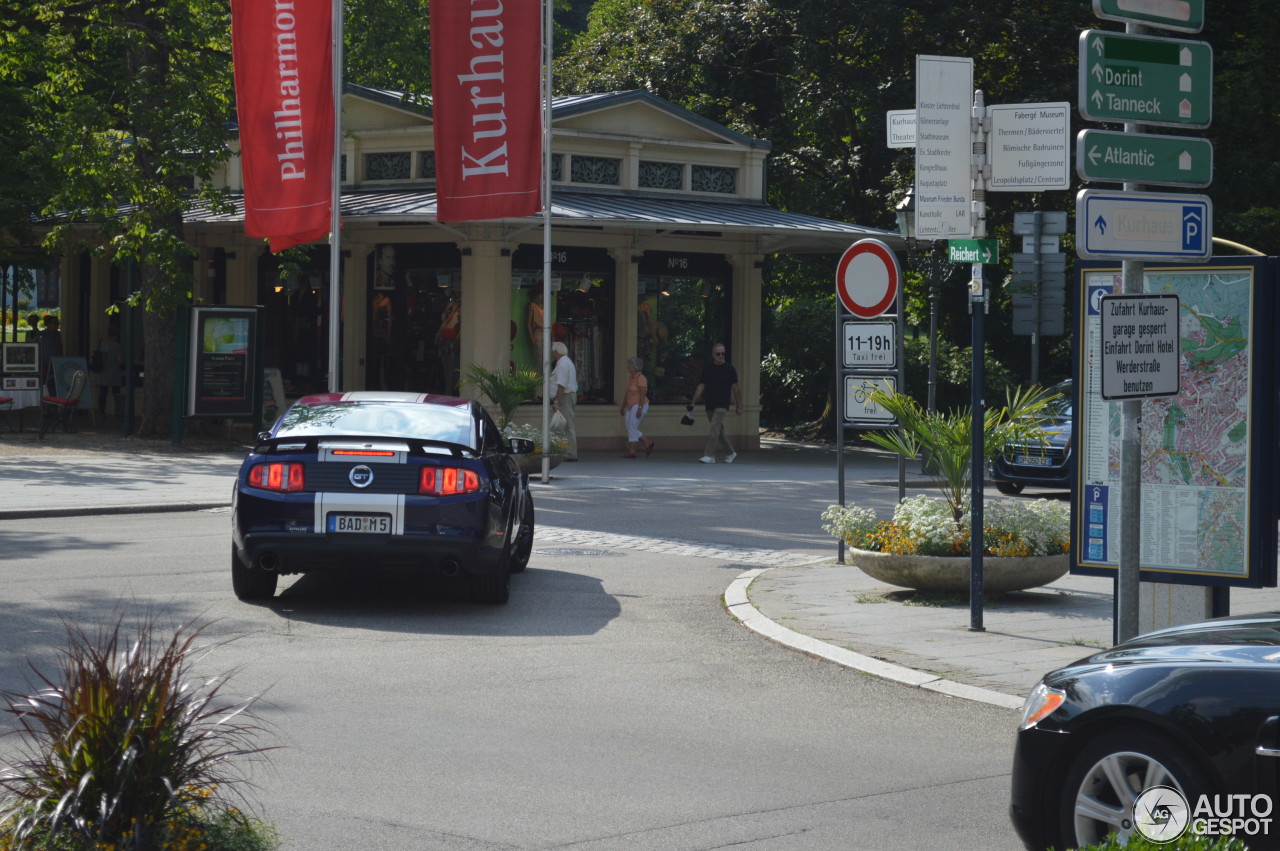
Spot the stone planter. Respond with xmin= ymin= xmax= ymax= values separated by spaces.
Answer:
xmin=514 ymin=453 xmax=563 ymax=475
xmin=848 ymin=547 xmax=1069 ymax=594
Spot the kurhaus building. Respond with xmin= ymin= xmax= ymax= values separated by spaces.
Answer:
xmin=45 ymin=86 xmax=904 ymax=451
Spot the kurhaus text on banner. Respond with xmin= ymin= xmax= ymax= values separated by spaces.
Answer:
xmin=430 ymin=0 xmax=543 ymax=223
xmin=231 ymin=0 xmax=335 ymax=252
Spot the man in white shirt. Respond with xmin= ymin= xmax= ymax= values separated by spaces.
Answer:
xmin=549 ymin=341 xmax=579 ymax=461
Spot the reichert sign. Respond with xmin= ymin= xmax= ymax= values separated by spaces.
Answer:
xmin=431 ymin=0 xmax=542 ymax=222
xmin=231 ymin=0 xmax=335 ymax=252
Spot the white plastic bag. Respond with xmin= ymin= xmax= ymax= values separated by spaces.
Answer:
xmin=550 ymin=410 xmax=567 ymax=431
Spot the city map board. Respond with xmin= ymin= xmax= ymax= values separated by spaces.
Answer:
xmin=1072 ymin=258 xmax=1278 ymax=588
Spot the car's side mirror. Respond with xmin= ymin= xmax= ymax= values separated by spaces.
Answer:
xmin=256 ymin=431 xmax=271 ymax=442
xmin=508 ymin=437 xmax=535 ymax=455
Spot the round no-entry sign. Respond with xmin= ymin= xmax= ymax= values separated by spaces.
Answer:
xmin=835 ymin=239 xmax=901 ymax=319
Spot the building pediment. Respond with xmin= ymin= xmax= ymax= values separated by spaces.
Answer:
xmin=342 ymin=85 xmax=432 ymax=133
xmin=554 ymin=91 xmax=769 ymax=151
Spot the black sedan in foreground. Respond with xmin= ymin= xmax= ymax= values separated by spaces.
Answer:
xmin=232 ymin=391 xmax=535 ymax=604
xmin=1011 ymin=613 xmax=1280 ymax=850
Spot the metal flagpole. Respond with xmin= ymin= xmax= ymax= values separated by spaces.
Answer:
xmin=326 ymin=0 xmax=343 ymax=393
xmin=539 ymin=0 xmax=553 ymax=483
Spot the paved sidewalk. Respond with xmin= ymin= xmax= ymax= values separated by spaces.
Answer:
xmin=4 ymin=428 xmax=1273 ymax=710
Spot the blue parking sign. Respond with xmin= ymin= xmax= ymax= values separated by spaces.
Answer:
xmin=1182 ymin=206 xmax=1205 ymax=253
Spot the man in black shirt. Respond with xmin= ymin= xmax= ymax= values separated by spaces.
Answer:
xmin=687 ymin=342 xmax=742 ymax=463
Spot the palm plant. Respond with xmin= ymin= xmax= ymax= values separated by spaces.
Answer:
xmin=463 ymin=364 xmax=542 ymax=428
xmin=0 ymin=616 xmax=276 ymax=850
xmin=864 ymin=385 xmax=1063 ymax=526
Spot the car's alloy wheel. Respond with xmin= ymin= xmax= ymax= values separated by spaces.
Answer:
xmin=1058 ymin=728 xmax=1205 ymax=849
xmin=995 ymin=481 xmax=1025 ymax=495
xmin=509 ymin=496 xmax=534 ymax=574
xmin=232 ymin=546 xmax=278 ymax=601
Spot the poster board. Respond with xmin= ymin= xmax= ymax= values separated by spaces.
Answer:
xmin=2 ymin=342 xmax=38 ymax=374
xmin=186 ymin=307 xmax=258 ymax=417
xmin=1072 ymin=258 xmax=1278 ymax=588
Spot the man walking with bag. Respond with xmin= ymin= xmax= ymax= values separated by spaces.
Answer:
xmin=688 ymin=342 xmax=742 ymax=464
xmin=549 ymin=341 xmax=579 ymax=461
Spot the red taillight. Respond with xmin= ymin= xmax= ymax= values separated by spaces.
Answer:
xmin=248 ymin=462 xmax=305 ymax=493
xmin=419 ymin=466 xmax=482 ymax=495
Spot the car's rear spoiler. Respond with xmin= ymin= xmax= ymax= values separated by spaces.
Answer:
xmin=252 ymin=434 xmax=476 ymax=458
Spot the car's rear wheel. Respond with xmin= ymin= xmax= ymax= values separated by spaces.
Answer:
xmin=1056 ymin=728 xmax=1207 ymax=849
xmin=509 ymin=496 xmax=534 ymax=574
xmin=232 ymin=546 xmax=278 ymax=601
xmin=996 ymin=480 xmax=1025 ymax=495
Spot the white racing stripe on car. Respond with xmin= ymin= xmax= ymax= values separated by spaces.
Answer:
xmin=316 ymin=493 xmax=405 ymax=535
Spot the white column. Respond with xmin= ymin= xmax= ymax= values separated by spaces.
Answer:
xmin=342 ymin=242 xmax=370 ymax=391
xmin=458 ymin=241 xmax=514 ymax=387
xmin=729 ymin=251 xmax=764 ymax=450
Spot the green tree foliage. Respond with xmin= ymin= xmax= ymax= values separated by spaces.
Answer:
xmin=344 ymin=0 xmax=433 ymax=93
xmin=1204 ymin=6 xmax=1280 ymax=253
xmin=0 ymin=0 xmax=235 ymax=436
xmin=560 ymin=0 xmax=1280 ymax=424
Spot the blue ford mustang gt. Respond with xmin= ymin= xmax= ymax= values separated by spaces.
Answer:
xmin=231 ymin=391 xmax=535 ymax=604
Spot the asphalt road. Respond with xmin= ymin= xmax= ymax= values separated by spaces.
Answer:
xmin=0 ymin=508 xmax=1024 ymax=850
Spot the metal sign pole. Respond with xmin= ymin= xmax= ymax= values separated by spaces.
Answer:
xmin=1116 ymin=20 xmax=1147 ymax=643
xmin=969 ymin=89 xmax=989 ymax=632
xmin=836 ymin=305 xmax=846 ymax=564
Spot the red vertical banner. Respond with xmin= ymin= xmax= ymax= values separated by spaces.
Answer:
xmin=431 ymin=0 xmax=543 ymax=222
xmin=231 ymin=0 xmax=335 ymax=252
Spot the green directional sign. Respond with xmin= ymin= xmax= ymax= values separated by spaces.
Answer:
xmin=1093 ymin=0 xmax=1204 ymax=34
xmin=1078 ymin=30 xmax=1212 ymax=129
xmin=1076 ymin=129 xmax=1213 ymax=187
xmin=948 ymin=239 xmax=998 ymax=265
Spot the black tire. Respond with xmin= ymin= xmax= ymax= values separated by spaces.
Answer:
xmin=1055 ymin=727 xmax=1208 ymax=850
xmin=996 ymin=480 xmax=1025 ymax=495
xmin=471 ymin=570 xmax=509 ymax=605
xmin=232 ymin=546 xmax=278 ymax=601
xmin=509 ymin=495 xmax=534 ymax=574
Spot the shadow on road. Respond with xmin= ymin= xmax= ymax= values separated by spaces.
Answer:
xmin=263 ymin=566 xmax=621 ymax=637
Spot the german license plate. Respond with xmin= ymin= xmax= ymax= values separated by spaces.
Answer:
xmin=1014 ymin=455 xmax=1052 ymax=467
xmin=328 ymin=513 xmax=391 ymax=534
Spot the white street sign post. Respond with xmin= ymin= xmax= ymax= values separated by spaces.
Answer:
xmin=834 ymin=240 xmax=907 ymax=564
xmin=835 ymin=239 xmax=901 ymax=319
xmin=914 ymin=56 xmax=974 ymax=238
xmin=1099 ymin=294 xmax=1180 ymax=399
xmin=842 ymin=320 xmax=896 ymax=369
xmin=843 ymin=376 xmax=897 ymax=424
xmin=886 ymin=109 xmax=916 ymax=149
xmin=1077 ymin=188 xmax=1212 ymax=262
xmin=987 ymin=102 xmax=1071 ymax=191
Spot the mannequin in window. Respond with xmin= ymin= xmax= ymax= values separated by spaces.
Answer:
xmin=436 ymin=291 xmax=461 ymax=394
xmin=376 ymin=244 xmax=397 ymax=290
xmin=371 ymin=246 xmax=396 ymax=389
xmin=526 ymin=285 xmax=545 ymax=358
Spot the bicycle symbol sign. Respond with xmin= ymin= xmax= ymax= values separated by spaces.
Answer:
xmin=844 ymin=376 xmax=897 ymax=424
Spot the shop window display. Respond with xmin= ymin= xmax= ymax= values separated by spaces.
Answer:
xmin=366 ymin=243 xmax=462 ymax=395
xmin=510 ymin=246 xmax=615 ymax=404
xmin=257 ymin=250 xmax=332 ymax=396
xmin=637 ymin=252 xmax=731 ymax=403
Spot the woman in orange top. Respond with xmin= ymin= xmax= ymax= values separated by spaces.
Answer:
xmin=619 ymin=356 xmax=654 ymax=458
